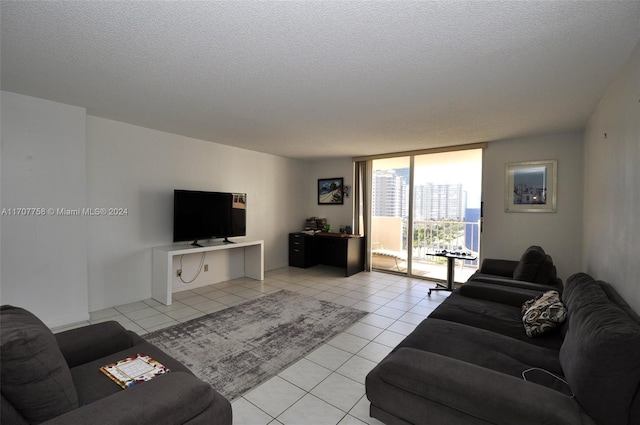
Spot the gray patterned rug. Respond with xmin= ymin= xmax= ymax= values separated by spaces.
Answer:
xmin=144 ymin=289 xmax=368 ymax=400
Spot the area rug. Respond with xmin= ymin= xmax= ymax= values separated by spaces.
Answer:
xmin=144 ymin=289 xmax=368 ymax=400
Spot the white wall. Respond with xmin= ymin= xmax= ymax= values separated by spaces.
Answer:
xmin=482 ymin=133 xmax=584 ymax=282
xmin=1 ymin=96 xmax=310 ymax=322
xmin=1 ymin=92 xmax=89 ymax=327
xmin=86 ymin=116 xmax=308 ymax=311
xmin=583 ymin=40 xmax=640 ymax=313
xmin=306 ymin=158 xmax=355 ymax=232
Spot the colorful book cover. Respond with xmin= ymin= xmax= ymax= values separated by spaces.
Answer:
xmin=100 ymin=353 xmax=170 ymax=389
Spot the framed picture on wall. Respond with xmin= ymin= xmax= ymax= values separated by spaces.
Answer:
xmin=505 ymin=160 xmax=557 ymax=212
xmin=318 ymin=177 xmax=344 ymax=205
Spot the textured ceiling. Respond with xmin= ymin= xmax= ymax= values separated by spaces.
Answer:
xmin=2 ymin=1 xmax=639 ymax=160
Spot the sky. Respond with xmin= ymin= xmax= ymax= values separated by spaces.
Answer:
xmin=374 ymin=148 xmax=483 ymax=208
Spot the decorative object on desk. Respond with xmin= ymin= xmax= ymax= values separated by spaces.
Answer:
xmin=505 ymin=160 xmax=557 ymax=213
xmin=318 ymin=177 xmax=344 ymax=205
xmin=100 ymin=353 xmax=169 ymax=389
xmin=144 ymin=290 xmax=367 ymax=401
xmin=304 ymin=217 xmax=326 ymax=231
xmin=314 ymin=231 xmax=358 ymax=238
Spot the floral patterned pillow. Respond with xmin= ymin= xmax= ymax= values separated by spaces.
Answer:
xmin=522 ymin=290 xmax=567 ymax=337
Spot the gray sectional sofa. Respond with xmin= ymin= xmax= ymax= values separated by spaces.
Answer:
xmin=366 ymin=273 xmax=640 ymax=425
xmin=1 ymin=305 xmax=232 ymax=425
xmin=468 ymin=245 xmax=563 ymax=292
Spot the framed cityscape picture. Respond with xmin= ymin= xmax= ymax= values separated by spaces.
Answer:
xmin=318 ymin=177 xmax=344 ymax=205
xmin=505 ymin=160 xmax=557 ymax=213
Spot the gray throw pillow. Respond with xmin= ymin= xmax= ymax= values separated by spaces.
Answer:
xmin=513 ymin=246 xmax=546 ymax=281
xmin=1 ymin=305 xmax=79 ymax=423
xmin=521 ymin=291 xmax=567 ymax=337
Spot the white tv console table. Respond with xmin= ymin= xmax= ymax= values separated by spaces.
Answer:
xmin=152 ymin=239 xmax=264 ymax=305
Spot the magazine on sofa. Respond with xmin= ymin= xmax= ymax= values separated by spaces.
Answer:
xmin=100 ymin=353 xmax=170 ymax=389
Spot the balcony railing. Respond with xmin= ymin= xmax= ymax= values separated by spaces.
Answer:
xmin=371 ymin=218 xmax=481 ymax=283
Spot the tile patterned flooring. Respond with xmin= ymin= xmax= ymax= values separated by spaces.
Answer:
xmin=67 ymin=266 xmax=448 ymax=425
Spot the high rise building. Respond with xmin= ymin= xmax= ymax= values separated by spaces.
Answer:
xmin=414 ymin=183 xmax=463 ymax=220
xmin=372 ymin=169 xmax=407 ymax=217
xmin=372 ymin=169 xmax=464 ymax=221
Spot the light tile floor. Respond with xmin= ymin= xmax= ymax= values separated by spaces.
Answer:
xmin=63 ymin=266 xmax=449 ymax=425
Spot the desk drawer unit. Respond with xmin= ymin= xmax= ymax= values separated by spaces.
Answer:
xmin=289 ymin=233 xmax=317 ymax=268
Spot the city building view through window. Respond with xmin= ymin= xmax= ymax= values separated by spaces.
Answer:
xmin=370 ymin=149 xmax=482 ymax=283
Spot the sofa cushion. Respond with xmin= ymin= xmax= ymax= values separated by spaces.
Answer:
xmin=561 ymin=272 xmax=597 ymax=310
xmin=599 ymin=281 xmax=640 ymax=326
xmin=70 ymin=340 xmax=194 ymax=406
xmin=559 ymin=276 xmax=640 ymax=425
xmin=369 ymin=347 xmax=589 ymax=425
xmin=430 ymin=292 xmax=564 ymax=350
xmin=395 ymin=318 xmax=564 ymax=381
xmin=1 ymin=394 xmax=29 ymax=425
xmin=0 ymin=305 xmax=79 ymax=423
xmin=536 ymin=255 xmax=556 ymax=283
xmin=55 ymin=321 xmax=136 ymax=368
xmin=461 ymin=279 xmax=553 ymax=307
xmin=42 ymin=372 xmax=229 ymax=425
xmin=521 ymin=291 xmax=567 ymax=338
xmin=512 ymin=246 xmax=547 ymax=281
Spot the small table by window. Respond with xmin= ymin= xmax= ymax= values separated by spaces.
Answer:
xmin=427 ymin=251 xmax=478 ymax=295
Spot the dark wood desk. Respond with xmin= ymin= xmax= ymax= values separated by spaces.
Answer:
xmin=289 ymin=232 xmax=365 ymax=277
xmin=427 ymin=251 xmax=478 ymax=295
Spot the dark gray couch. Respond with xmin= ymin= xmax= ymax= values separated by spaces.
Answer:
xmin=1 ymin=305 xmax=232 ymax=425
xmin=468 ymin=245 xmax=563 ymax=292
xmin=365 ymin=273 xmax=640 ymax=425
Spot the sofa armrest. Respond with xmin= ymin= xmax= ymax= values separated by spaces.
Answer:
xmin=459 ymin=281 xmax=545 ymax=307
xmin=476 ymin=259 xmax=519 ymax=277
xmin=41 ymin=372 xmax=228 ymax=425
xmin=55 ymin=321 xmax=139 ymax=368
xmin=373 ymin=348 xmax=595 ymax=425
xmin=467 ymin=275 xmax=560 ymax=293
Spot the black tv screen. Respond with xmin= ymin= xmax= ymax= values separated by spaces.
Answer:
xmin=173 ymin=190 xmax=246 ymax=244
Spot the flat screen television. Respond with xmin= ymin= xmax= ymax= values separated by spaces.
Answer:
xmin=173 ymin=190 xmax=246 ymax=245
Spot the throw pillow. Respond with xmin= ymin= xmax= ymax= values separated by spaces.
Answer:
xmin=521 ymin=291 xmax=567 ymax=337
xmin=512 ymin=246 xmax=546 ymax=282
xmin=1 ymin=305 xmax=79 ymax=423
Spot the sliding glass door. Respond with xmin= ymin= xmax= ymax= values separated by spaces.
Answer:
xmin=370 ymin=157 xmax=411 ymax=273
xmin=410 ymin=150 xmax=482 ymax=281
xmin=370 ymin=148 xmax=482 ymax=283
